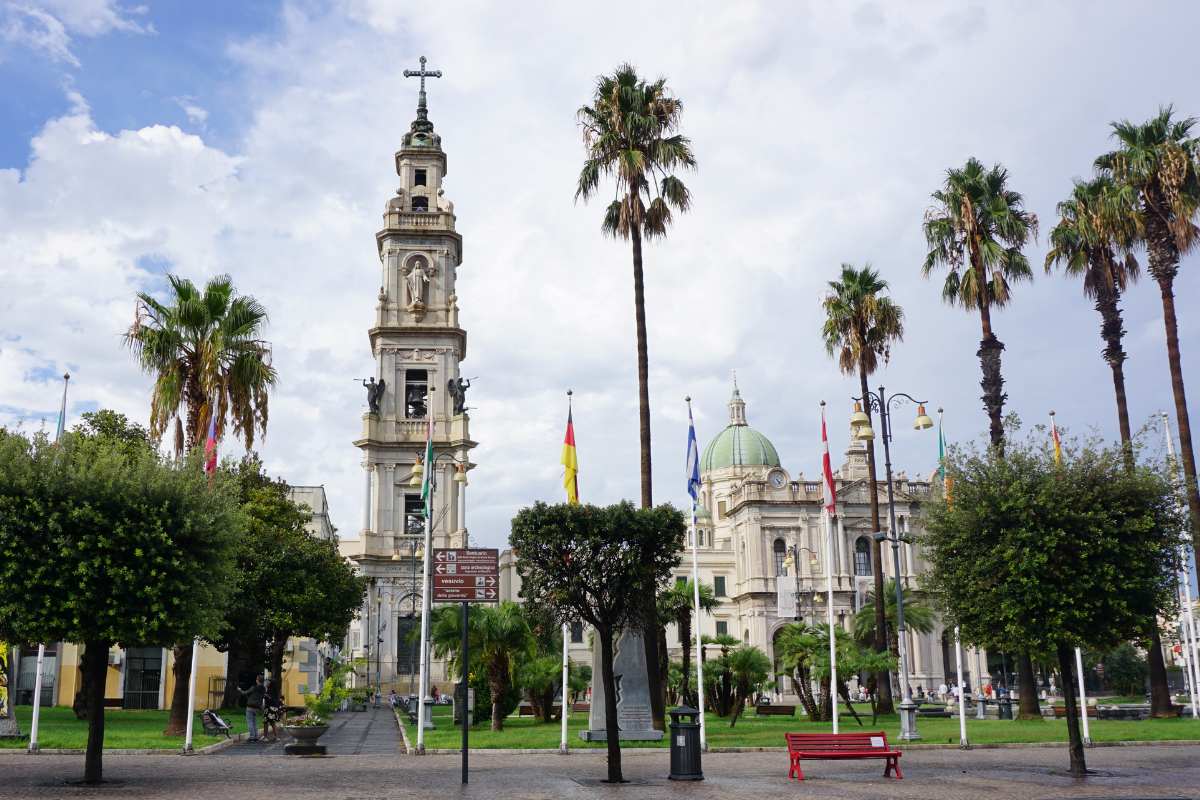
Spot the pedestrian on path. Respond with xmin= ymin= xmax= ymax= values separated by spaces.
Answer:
xmin=238 ymin=674 xmax=266 ymax=743
xmin=262 ymin=679 xmax=283 ymax=743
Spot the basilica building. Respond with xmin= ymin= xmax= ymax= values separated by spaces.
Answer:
xmin=668 ymin=382 xmax=988 ymax=697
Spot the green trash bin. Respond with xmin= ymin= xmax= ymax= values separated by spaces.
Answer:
xmin=668 ymin=706 xmax=703 ymax=781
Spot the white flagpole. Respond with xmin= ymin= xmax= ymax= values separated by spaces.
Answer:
xmin=183 ymin=636 xmax=201 ymax=753
xmin=31 ymin=373 xmax=70 ymax=753
xmin=826 ymin=508 xmax=838 ymax=734
xmin=1074 ymin=646 xmax=1091 ymax=746
xmin=690 ymin=506 xmax=707 ymax=750
xmin=560 ymin=624 xmax=570 ymax=753
xmin=1163 ymin=412 xmax=1200 ymax=718
xmin=416 ymin=392 xmax=436 ymax=754
xmin=954 ymin=627 xmax=968 ymax=748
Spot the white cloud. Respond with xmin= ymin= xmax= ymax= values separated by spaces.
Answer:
xmin=174 ymin=97 xmax=209 ymax=125
xmin=2 ymin=0 xmax=1199 ymax=548
xmin=0 ymin=0 xmax=150 ymax=66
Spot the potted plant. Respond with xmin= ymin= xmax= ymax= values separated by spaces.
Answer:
xmin=283 ymin=662 xmax=351 ymax=754
xmin=349 ymin=689 xmax=369 ymax=712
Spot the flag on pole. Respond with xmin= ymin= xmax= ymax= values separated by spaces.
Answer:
xmin=938 ymin=414 xmax=953 ymax=506
xmin=687 ymin=404 xmax=701 ymax=503
xmin=203 ymin=401 xmax=218 ymax=476
xmin=821 ymin=404 xmax=837 ymax=515
xmin=562 ymin=399 xmax=578 ymax=505
xmin=1050 ymin=414 xmax=1063 ymax=467
xmin=420 ymin=401 xmax=435 ymax=513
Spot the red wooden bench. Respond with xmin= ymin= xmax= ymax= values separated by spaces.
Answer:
xmin=785 ymin=731 xmax=902 ymax=780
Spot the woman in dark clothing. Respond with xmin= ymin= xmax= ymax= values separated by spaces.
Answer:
xmin=262 ymin=679 xmax=283 ymax=742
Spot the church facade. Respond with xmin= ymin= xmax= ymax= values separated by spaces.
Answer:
xmin=340 ymin=63 xmax=473 ymax=692
xmin=667 ymin=383 xmax=988 ymax=698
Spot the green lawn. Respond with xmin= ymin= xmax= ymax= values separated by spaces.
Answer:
xmin=0 ymin=706 xmax=249 ymax=750
xmin=400 ymin=704 xmax=1200 ymax=750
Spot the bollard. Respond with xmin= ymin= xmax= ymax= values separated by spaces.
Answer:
xmin=668 ymin=706 xmax=703 ymax=781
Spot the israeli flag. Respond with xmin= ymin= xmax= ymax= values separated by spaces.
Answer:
xmin=686 ymin=406 xmax=701 ymax=502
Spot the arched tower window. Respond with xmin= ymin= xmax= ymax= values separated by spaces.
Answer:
xmin=854 ymin=537 xmax=872 ymax=576
xmin=773 ymin=538 xmax=787 ymax=576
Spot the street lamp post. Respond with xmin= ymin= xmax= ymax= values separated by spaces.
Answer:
xmin=782 ymin=545 xmax=820 ymax=623
xmin=852 ymin=386 xmax=933 ymax=742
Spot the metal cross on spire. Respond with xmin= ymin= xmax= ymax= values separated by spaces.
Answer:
xmin=404 ymin=55 xmax=442 ymax=127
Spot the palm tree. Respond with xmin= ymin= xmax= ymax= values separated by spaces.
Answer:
xmin=821 ymin=263 xmax=904 ymax=713
xmin=922 ymin=158 xmax=1038 ymax=450
xmin=852 ymin=579 xmax=936 ymax=660
xmin=125 ymin=273 xmax=276 ymax=735
xmin=657 ymin=580 xmax=719 ymax=706
xmin=726 ymin=646 xmax=771 ymax=727
xmin=922 ymin=160 xmax=1040 ymax=719
xmin=1045 ymin=177 xmax=1141 ymax=450
xmin=430 ymin=601 xmax=533 ymax=731
xmin=576 ymin=63 xmax=696 ymax=730
xmin=1096 ymin=107 xmax=1200 ymax=574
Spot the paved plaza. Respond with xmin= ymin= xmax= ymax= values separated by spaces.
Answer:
xmin=1 ymin=718 xmax=1196 ymax=800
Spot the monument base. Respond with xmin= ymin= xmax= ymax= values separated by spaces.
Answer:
xmin=578 ymin=728 xmax=663 ymax=742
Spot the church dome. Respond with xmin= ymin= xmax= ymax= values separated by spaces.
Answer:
xmin=700 ymin=382 xmax=781 ymax=472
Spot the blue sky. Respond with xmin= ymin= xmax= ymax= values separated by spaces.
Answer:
xmin=1 ymin=1 xmax=1199 ymax=548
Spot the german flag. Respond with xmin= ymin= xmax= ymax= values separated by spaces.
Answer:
xmin=562 ymin=400 xmax=579 ymax=505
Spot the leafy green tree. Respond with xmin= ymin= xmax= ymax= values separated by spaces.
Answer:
xmin=922 ymin=157 xmax=1039 ymax=716
xmin=567 ymin=663 xmax=592 ymax=705
xmin=124 ymin=273 xmax=277 ymax=733
xmin=0 ymin=423 xmax=242 ymax=783
xmin=1045 ymin=178 xmax=1175 ymax=716
xmin=1101 ymin=643 xmax=1148 ymax=697
xmin=775 ymin=623 xmax=892 ymax=724
xmin=575 ymin=65 xmax=696 ymax=730
xmin=1096 ymin=107 xmax=1200 ymax=574
xmin=657 ymin=579 xmax=718 ymax=707
xmin=430 ymin=601 xmax=533 ymax=731
xmin=921 ymin=429 xmax=1181 ymax=776
xmin=515 ymin=603 xmax=566 ymax=722
xmin=700 ymin=633 xmax=740 ymax=717
xmin=821 ymin=263 xmax=905 ymax=713
xmin=725 ymin=646 xmax=771 ymax=728
xmin=511 ymin=501 xmax=685 ymax=783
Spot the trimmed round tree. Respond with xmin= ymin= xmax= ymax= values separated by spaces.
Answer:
xmin=0 ymin=419 xmax=242 ymax=784
xmin=510 ymin=501 xmax=684 ymax=783
xmin=922 ymin=429 xmax=1181 ymax=776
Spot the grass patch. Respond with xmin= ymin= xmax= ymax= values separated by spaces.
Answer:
xmin=0 ymin=705 xmax=249 ymax=750
xmin=398 ymin=704 xmax=1200 ymax=750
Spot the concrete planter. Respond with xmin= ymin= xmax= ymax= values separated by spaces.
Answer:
xmin=283 ymin=724 xmax=329 ymax=755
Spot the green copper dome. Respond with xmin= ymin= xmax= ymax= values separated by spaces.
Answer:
xmin=700 ymin=383 xmax=781 ymax=472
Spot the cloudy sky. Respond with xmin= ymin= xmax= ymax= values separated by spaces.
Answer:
xmin=2 ymin=0 xmax=1199 ymax=548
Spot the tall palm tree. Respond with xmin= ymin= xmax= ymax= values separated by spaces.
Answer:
xmin=125 ymin=273 xmax=276 ymax=734
xmin=821 ymin=263 xmax=904 ymax=713
xmin=852 ymin=579 xmax=936 ymax=659
xmin=576 ymin=63 xmax=696 ymax=730
xmin=1045 ymin=177 xmax=1141 ymax=450
xmin=1096 ymin=106 xmax=1200 ymax=574
xmin=657 ymin=580 xmax=719 ymax=706
xmin=922 ymin=158 xmax=1038 ymax=450
xmin=922 ymin=158 xmax=1039 ymax=717
xmin=430 ymin=601 xmax=533 ymax=731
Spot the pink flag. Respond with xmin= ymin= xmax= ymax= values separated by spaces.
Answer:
xmin=821 ymin=405 xmax=837 ymax=515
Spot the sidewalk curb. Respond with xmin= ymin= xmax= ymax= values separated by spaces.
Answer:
xmin=393 ymin=709 xmax=414 ymax=755
xmin=0 ymin=733 xmax=250 ymax=756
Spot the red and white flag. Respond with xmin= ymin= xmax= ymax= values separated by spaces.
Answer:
xmin=821 ymin=405 xmax=837 ymax=516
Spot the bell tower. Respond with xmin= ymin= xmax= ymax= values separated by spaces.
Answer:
xmin=353 ymin=54 xmax=475 ymax=564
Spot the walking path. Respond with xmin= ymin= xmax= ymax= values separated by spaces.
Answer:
xmin=218 ymin=706 xmax=402 ymax=757
xmin=3 ymin=742 xmax=1198 ymax=799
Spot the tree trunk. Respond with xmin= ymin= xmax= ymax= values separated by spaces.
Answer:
xmin=268 ymin=634 xmax=286 ymax=691
xmin=164 ymin=643 xmax=192 ymax=735
xmin=599 ymin=627 xmax=624 ymax=783
xmin=630 ymin=223 xmax=652 ymax=509
xmin=1154 ymin=273 xmax=1200 ymax=573
xmin=858 ymin=362 xmax=894 ymax=715
xmin=1056 ymin=642 xmax=1087 ymax=777
xmin=977 ymin=329 xmax=1007 ymax=451
xmin=794 ymin=667 xmax=818 ymax=720
xmin=1016 ymin=653 xmax=1041 ymax=719
xmin=679 ymin=615 xmax=692 ymax=705
xmin=1146 ymin=628 xmax=1175 ymax=717
xmin=82 ymin=640 xmax=110 ymax=785
xmin=222 ymin=643 xmax=247 ymax=710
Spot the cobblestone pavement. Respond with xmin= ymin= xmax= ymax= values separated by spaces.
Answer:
xmin=1 ymin=743 xmax=1197 ymax=800
xmin=216 ymin=707 xmax=402 ymax=757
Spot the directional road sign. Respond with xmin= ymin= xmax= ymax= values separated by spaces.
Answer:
xmin=432 ymin=548 xmax=499 ymax=602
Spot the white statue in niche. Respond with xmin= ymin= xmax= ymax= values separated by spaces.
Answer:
xmin=406 ymin=257 xmax=430 ymax=307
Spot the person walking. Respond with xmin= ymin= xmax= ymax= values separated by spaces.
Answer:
xmin=238 ymin=674 xmax=266 ymax=743
xmin=262 ymin=679 xmax=283 ymax=743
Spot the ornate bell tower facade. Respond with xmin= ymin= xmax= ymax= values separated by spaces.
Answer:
xmin=347 ymin=58 xmax=475 ymax=690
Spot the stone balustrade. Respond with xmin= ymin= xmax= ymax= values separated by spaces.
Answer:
xmin=382 ymin=210 xmax=456 ymax=232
